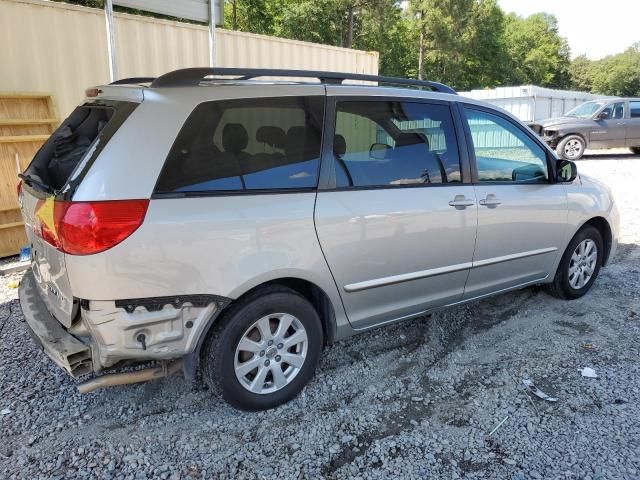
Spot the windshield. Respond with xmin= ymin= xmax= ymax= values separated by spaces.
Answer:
xmin=565 ymin=101 xmax=606 ymax=119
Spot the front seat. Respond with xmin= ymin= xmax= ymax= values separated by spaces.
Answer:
xmin=392 ymin=132 xmax=444 ymax=183
xmin=217 ymin=122 xmax=251 ymax=177
xmin=333 ymin=134 xmax=354 ymax=186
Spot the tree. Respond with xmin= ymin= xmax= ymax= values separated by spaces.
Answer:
xmin=408 ymin=0 xmax=507 ymax=90
xmin=503 ymin=13 xmax=571 ymax=88
xmin=275 ymin=0 xmax=343 ymax=45
xmin=590 ymin=45 xmax=640 ymax=97
xmin=223 ymin=0 xmax=284 ymax=35
xmin=351 ymin=0 xmax=415 ymax=78
xmin=570 ymin=55 xmax=594 ymax=92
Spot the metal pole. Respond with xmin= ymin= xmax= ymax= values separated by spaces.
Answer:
xmin=104 ymin=0 xmax=118 ymax=81
xmin=208 ymin=0 xmax=216 ymax=68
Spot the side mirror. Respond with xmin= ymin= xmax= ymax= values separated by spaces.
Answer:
xmin=369 ymin=143 xmax=391 ymax=160
xmin=557 ymin=159 xmax=577 ymax=183
xmin=596 ymin=110 xmax=610 ymax=120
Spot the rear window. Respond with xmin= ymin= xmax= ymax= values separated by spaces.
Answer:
xmin=154 ymin=96 xmax=324 ymax=194
xmin=25 ymin=101 xmax=137 ymax=192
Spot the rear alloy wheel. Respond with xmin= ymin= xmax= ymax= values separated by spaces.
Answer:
xmin=556 ymin=135 xmax=586 ymax=160
xmin=547 ymin=226 xmax=603 ymax=300
xmin=233 ymin=313 xmax=308 ymax=395
xmin=202 ymin=286 xmax=323 ymax=411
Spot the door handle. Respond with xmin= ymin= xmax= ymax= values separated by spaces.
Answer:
xmin=448 ymin=195 xmax=475 ymax=210
xmin=479 ymin=194 xmax=501 ymax=208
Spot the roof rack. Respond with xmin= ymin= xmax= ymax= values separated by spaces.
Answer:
xmin=109 ymin=77 xmax=156 ymax=85
xmin=148 ymin=68 xmax=457 ymax=94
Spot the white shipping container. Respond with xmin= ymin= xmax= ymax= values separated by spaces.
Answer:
xmin=460 ymin=85 xmax=610 ymax=122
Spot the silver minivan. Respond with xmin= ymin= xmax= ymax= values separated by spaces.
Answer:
xmin=18 ymin=68 xmax=619 ymax=410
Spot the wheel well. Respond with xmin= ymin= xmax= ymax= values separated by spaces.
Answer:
xmin=239 ymin=278 xmax=337 ymax=345
xmin=582 ymin=216 xmax=613 ymax=264
xmin=184 ymin=277 xmax=337 ymax=382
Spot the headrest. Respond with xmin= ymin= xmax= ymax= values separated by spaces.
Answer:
xmin=285 ymin=126 xmax=306 ymax=159
xmin=222 ymin=123 xmax=248 ymax=153
xmin=256 ymin=126 xmax=286 ymax=148
xmin=285 ymin=126 xmax=321 ymax=161
xmin=333 ymin=134 xmax=346 ymax=156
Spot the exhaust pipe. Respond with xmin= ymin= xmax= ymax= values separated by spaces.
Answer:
xmin=77 ymin=360 xmax=183 ymax=394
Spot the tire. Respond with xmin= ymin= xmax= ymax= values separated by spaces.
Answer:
xmin=546 ymin=226 xmax=603 ymax=300
xmin=556 ymin=135 xmax=586 ymax=160
xmin=201 ymin=286 xmax=323 ymax=411
xmin=630 ymin=147 xmax=640 ymax=155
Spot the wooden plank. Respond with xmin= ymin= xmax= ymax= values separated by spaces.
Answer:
xmin=46 ymin=96 xmax=60 ymax=127
xmin=0 ymin=206 xmax=20 ymax=213
xmin=0 ymin=134 xmax=49 ymax=144
xmin=0 ymin=143 xmax=38 ymax=211
xmin=0 ymin=118 xmax=58 ymax=126
xmin=0 ymin=221 xmax=24 ymax=230
xmin=0 ymin=226 xmax=28 ymax=258
xmin=0 ymin=93 xmax=55 ymax=256
xmin=0 ymin=93 xmax=52 ymax=100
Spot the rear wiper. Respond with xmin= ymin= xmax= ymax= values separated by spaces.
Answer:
xmin=18 ymin=173 xmax=53 ymax=194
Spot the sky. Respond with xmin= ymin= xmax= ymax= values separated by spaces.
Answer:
xmin=497 ymin=0 xmax=640 ymax=60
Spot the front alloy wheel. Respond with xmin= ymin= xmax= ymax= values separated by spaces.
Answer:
xmin=568 ymin=239 xmax=598 ymax=290
xmin=557 ymin=135 xmax=586 ymax=160
xmin=547 ymin=225 xmax=603 ymax=300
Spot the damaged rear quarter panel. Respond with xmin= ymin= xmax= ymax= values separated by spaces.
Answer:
xmin=80 ymin=299 xmax=220 ymax=369
xmin=64 ymin=193 xmax=351 ymax=352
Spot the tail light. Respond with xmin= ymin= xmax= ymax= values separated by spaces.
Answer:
xmin=17 ymin=180 xmax=22 ymax=198
xmin=34 ymin=198 xmax=149 ymax=255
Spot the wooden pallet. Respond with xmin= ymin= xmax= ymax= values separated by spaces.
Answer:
xmin=0 ymin=93 xmax=58 ymax=257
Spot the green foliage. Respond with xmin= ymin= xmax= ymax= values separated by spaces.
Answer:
xmin=351 ymin=1 xmax=415 ymax=78
xmin=275 ymin=0 xmax=343 ymax=45
xmin=224 ymin=0 xmax=285 ymax=34
xmin=409 ymin=0 xmax=508 ymax=90
xmin=570 ymin=55 xmax=595 ymax=92
xmin=226 ymin=0 xmax=573 ymax=91
xmin=503 ymin=13 xmax=571 ymax=88
xmin=586 ymin=45 xmax=640 ymax=97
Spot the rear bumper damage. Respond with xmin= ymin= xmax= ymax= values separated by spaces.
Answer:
xmin=19 ymin=267 xmax=230 ymax=391
xmin=19 ymin=269 xmax=92 ymax=376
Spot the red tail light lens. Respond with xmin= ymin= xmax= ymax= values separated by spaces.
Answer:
xmin=17 ymin=180 xmax=22 ymax=198
xmin=35 ymin=199 xmax=149 ymax=255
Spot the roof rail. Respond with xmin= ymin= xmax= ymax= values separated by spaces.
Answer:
xmin=149 ymin=68 xmax=457 ymax=94
xmin=109 ymin=77 xmax=156 ymax=85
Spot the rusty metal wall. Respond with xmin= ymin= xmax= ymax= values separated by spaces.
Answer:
xmin=0 ymin=0 xmax=379 ymax=117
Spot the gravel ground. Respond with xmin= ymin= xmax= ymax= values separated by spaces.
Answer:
xmin=1 ymin=152 xmax=639 ymax=480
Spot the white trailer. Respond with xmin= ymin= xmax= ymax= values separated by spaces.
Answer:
xmin=460 ymin=85 xmax=609 ymax=122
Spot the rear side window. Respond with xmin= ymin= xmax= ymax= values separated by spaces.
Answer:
xmin=601 ymin=102 xmax=625 ymax=119
xmin=630 ymin=101 xmax=640 ymax=118
xmin=333 ymin=101 xmax=461 ymax=187
xmin=155 ymin=96 xmax=324 ymax=194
